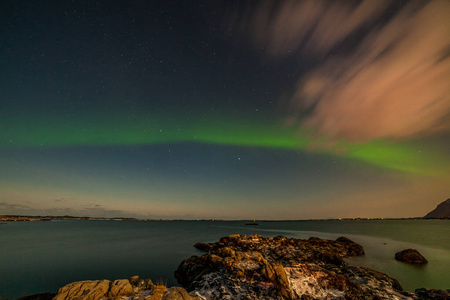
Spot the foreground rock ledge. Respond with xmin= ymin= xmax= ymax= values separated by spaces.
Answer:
xmin=175 ymin=234 xmax=449 ymax=300
xmin=26 ymin=276 xmax=203 ymax=300
xmin=23 ymin=235 xmax=449 ymax=300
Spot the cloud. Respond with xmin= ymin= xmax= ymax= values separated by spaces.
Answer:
xmin=0 ymin=201 xmax=30 ymax=210
xmin=0 ymin=200 xmax=142 ymax=218
xmin=240 ymin=0 xmax=450 ymax=142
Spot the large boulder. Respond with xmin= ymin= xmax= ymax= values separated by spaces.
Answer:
xmin=53 ymin=279 xmax=111 ymax=300
xmin=395 ymin=249 xmax=428 ymax=264
xmin=52 ymin=276 xmax=159 ymax=300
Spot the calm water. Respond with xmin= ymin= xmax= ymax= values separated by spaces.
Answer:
xmin=0 ymin=219 xmax=449 ymax=299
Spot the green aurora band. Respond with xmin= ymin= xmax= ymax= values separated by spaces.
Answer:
xmin=1 ymin=112 xmax=448 ymax=176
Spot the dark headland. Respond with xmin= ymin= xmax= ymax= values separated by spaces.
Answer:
xmin=424 ymin=199 xmax=450 ymax=219
xmin=20 ymin=234 xmax=449 ymax=300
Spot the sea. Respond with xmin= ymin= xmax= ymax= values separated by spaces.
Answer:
xmin=0 ymin=219 xmax=449 ymax=299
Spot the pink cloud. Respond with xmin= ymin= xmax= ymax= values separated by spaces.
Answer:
xmin=240 ymin=0 xmax=450 ymax=142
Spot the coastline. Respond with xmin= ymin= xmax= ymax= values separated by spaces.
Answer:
xmin=2 ymin=215 xmax=448 ymax=223
xmin=17 ymin=234 xmax=450 ymax=300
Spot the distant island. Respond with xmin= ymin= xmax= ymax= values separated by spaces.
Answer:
xmin=2 ymin=199 xmax=449 ymax=222
xmin=0 ymin=215 xmax=176 ymax=222
xmin=2 ymin=214 xmax=449 ymax=223
xmin=424 ymin=198 xmax=450 ymax=219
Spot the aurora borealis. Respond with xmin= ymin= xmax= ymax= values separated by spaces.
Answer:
xmin=1 ymin=0 xmax=449 ymax=219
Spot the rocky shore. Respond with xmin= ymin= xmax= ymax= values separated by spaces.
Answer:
xmin=0 ymin=215 xmax=144 ymax=222
xmin=23 ymin=235 xmax=449 ymax=300
xmin=0 ymin=216 xmax=47 ymax=222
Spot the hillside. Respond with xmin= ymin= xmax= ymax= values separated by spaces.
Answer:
xmin=424 ymin=199 xmax=450 ymax=219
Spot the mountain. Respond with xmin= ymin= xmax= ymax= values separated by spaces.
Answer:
xmin=424 ymin=199 xmax=450 ymax=219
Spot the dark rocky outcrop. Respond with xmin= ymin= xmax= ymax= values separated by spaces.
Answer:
xmin=176 ymin=234 xmax=444 ymax=299
xmin=395 ymin=249 xmax=428 ymax=264
xmin=17 ymin=293 xmax=56 ymax=300
xmin=415 ymin=288 xmax=450 ymax=299
xmin=424 ymin=199 xmax=450 ymax=219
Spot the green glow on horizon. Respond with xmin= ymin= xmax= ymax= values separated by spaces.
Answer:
xmin=1 ymin=112 xmax=448 ymax=176
xmin=345 ymin=141 xmax=448 ymax=176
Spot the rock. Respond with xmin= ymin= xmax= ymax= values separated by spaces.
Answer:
xmin=336 ymin=236 xmax=365 ymax=256
xmin=108 ymin=279 xmax=133 ymax=297
xmin=152 ymin=285 xmax=168 ymax=299
xmin=128 ymin=275 xmax=154 ymax=293
xmin=395 ymin=249 xmax=428 ymax=264
xmin=175 ymin=234 xmax=421 ymax=300
xmin=16 ymin=293 xmax=56 ymax=300
xmin=162 ymin=287 xmax=202 ymax=300
xmin=343 ymin=266 xmax=405 ymax=298
xmin=424 ymin=198 xmax=450 ymax=219
xmin=316 ymin=251 xmax=347 ymax=267
xmin=415 ymin=287 xmax=450 ymax=299
xmin=194 ymin=243 xmax=212 ymax=252
xmin=52 ymin=277 xmax=158 ymax=300
xmin=175 ymin=255 xmax=214 ymax=291
xmin=261 ymin=263 xmax=292 ymax=299
xmin=216 ymin=246 xmax=235 ymax=257
xmin=53 ymin=279 xmax=111 ymax=300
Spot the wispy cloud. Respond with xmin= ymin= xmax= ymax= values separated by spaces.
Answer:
xmin=237 ymin=0 xmax=450 ymax=143
xmin=0 ymin=201 xmax=148 ymax=218
xmin=0 ymin=201 xmax=30 ymax=210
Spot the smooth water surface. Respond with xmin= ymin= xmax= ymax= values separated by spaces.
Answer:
xmin=0 ymin=219 xmax=449 ymax=299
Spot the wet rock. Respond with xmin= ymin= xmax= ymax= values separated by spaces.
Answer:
xmin=194 ymin=243 xmax=212 ymax=252
xmin=336 ymin=236 xmax=365 ymax=256
xmin=16 ymin=293 xmax=56 ymax=300
xmin=395 ymin=249 xmax=428 ymax=264
xmin=415 ymin=287 xmax=450 ymax=299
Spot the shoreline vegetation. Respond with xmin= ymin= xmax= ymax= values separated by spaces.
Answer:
xmin=1 ymin=215 xmax=449 ymax=223
xmin=16 ymin=234 xmax=449 ymax=300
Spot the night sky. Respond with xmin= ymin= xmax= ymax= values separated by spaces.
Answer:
xmin=1 ymin=0 xmax=449 ymax=219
